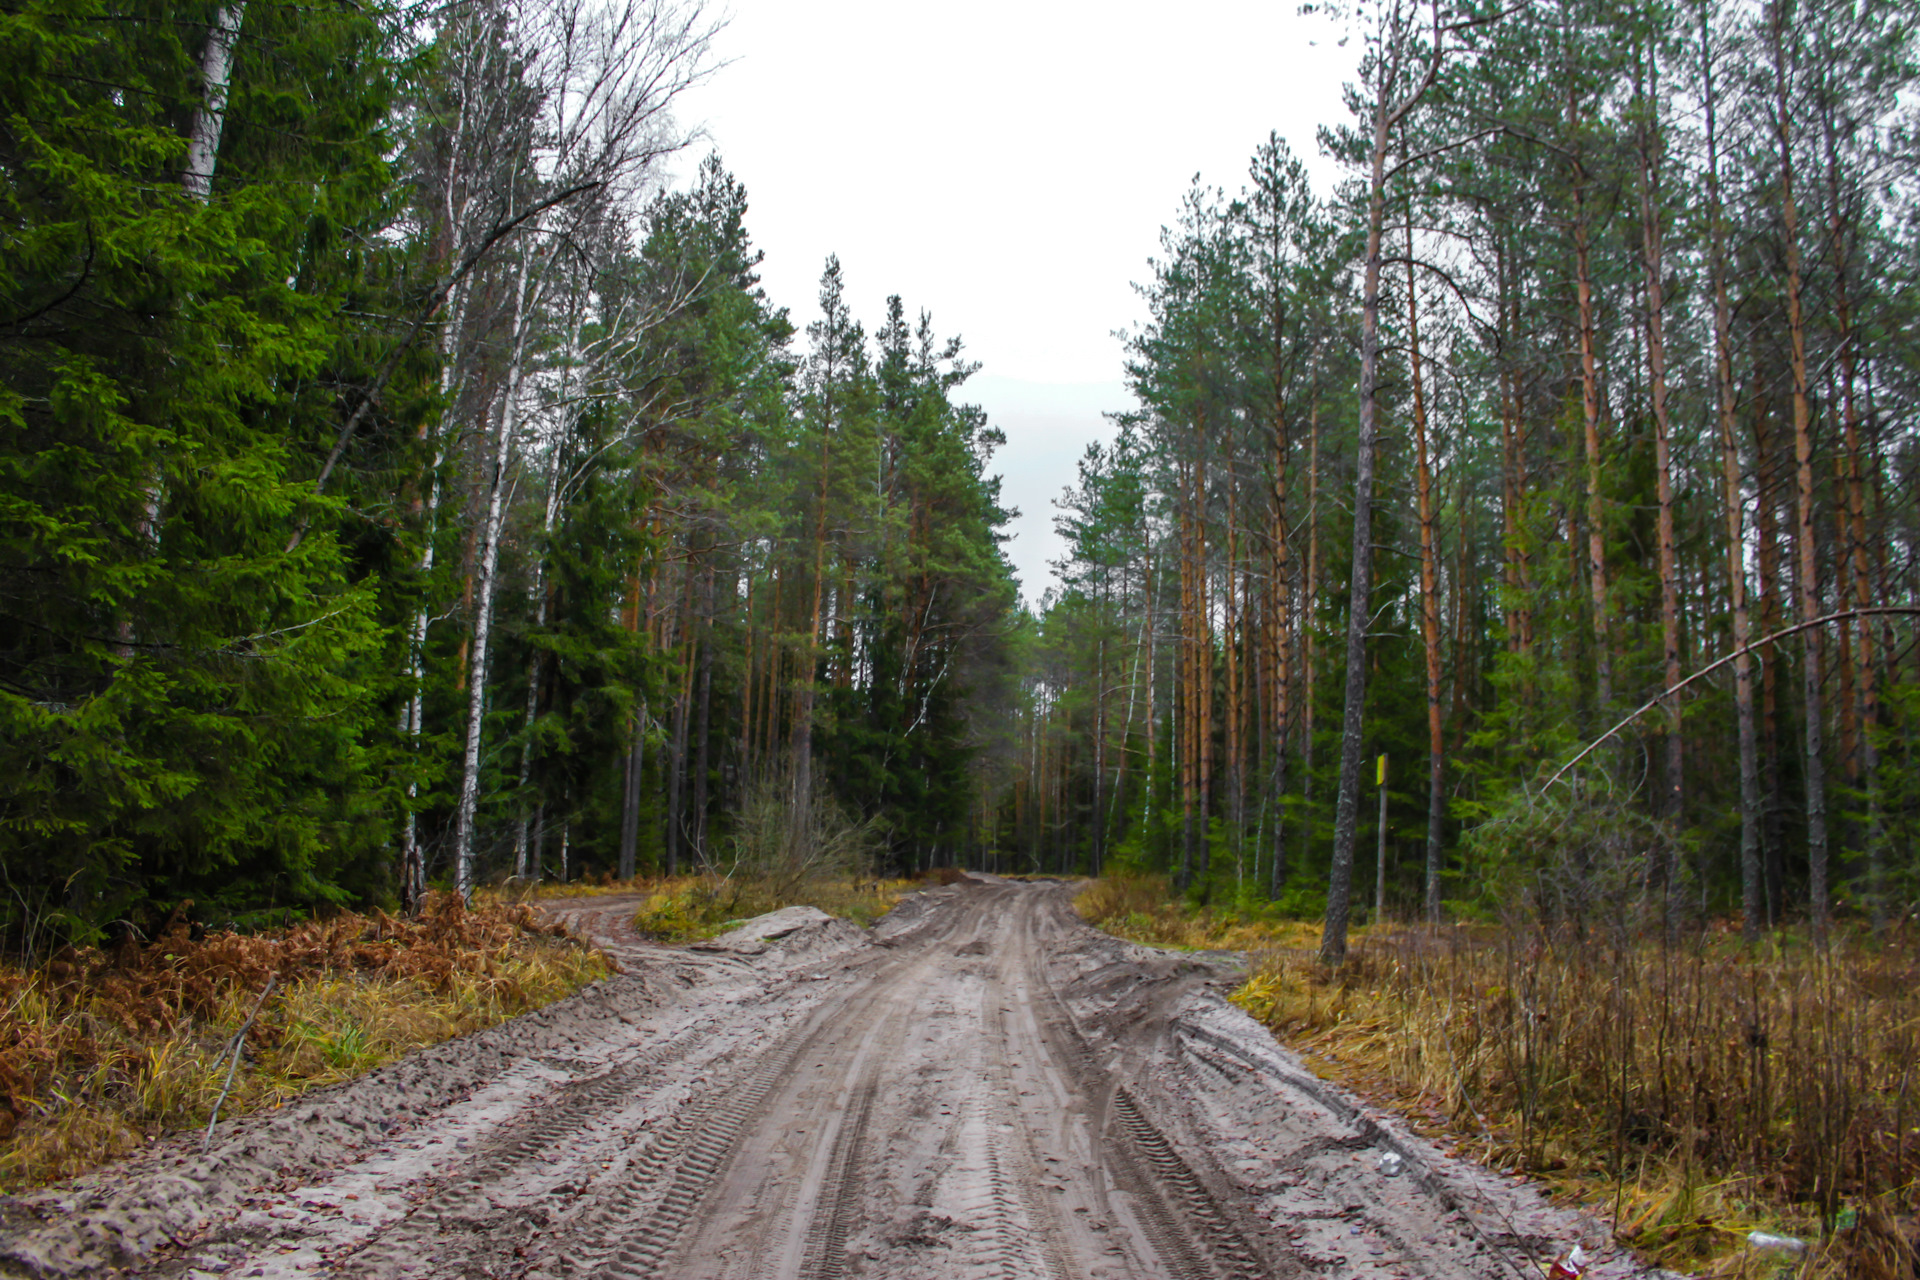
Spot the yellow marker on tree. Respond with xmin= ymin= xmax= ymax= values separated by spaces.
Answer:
xmin=1375 ymin=754 xmax=1388 ymax=923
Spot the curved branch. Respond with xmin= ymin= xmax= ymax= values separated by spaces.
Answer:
xmin=0 ymin=222 xmax=94 ymax=333
xmin=1377 ymin=253 xmax=1495 ymax=334
xmin=1546 ymin=606 xmax=1920 ymax=790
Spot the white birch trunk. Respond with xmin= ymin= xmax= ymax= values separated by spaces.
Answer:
xmin=184 ymin=4 xmax=245 ymax=201
xmin=399 ymin=48 xmax=483 ymax=904
xmin=452 ymin=245 xmax=540 ymax=899
xmin=399 ymin=277 xmax=474 ymax=905
xmin=123 ymin=3 xmax=247 ymax=639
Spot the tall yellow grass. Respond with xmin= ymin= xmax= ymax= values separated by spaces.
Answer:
xmin=1233 ymin=925 xmax=1919 ymax=1277
xmin=1074 ymin=875 xmax=1324 ymax=950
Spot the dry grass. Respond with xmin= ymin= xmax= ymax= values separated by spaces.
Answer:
xmin=1232 ymin=924 xmax=1920 ymax=1280
xmin=1074 ymin=875 xmax=1327 ymax=951
xmin=486 ymin=874 xmax=651 ymax=902
xmin=0 ymin=893 xmax=608 ymax=1192
xmin=629 ymin=872 xmax=915 ymax=941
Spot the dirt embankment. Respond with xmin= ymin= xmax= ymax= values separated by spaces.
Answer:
xmin=0 ymin=879 xmax=1668 ymax=1280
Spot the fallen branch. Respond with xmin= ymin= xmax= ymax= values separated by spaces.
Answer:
xmin=1545 ymin=606 xmax=1920 ymax=790
xmin=204 ymin=975 xmax=277 ymax=1152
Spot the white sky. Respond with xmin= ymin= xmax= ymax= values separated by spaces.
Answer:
xmin=670 ymin=0 xmax=1359 ymax=605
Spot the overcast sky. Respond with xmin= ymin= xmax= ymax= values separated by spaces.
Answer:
xmin=668 ymin=0 xmax=1360 ymax=605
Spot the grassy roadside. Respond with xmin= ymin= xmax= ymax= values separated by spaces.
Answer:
xmin=0 ymin=893 xmax=608 ymax=1193
xmin=1074 ymin=875 xmax=1918 ymax=1280
xmin=625 ymin=872 xmax=923 ymax=941
xmin=480 ymin=867 xmax=927 ymax=941
xmin=1074 ymin=873 xmax=1328 ymax=951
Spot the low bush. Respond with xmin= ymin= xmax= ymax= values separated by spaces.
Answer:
xmin=628 ymin=775 xmax=908 ymax=941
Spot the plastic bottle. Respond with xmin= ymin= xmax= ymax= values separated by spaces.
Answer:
xmin=1747 ymin=1232 xmax=1809 ymax=1255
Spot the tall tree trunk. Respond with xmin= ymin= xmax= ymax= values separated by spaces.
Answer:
xmin=183 ymin=4 xmax=246 ymax=201
xmin=1637 ymin=39 xmax=1685 ymax=932
xmin=1323 ymin=41 xmax=1410 ymax=965
xmin=1267 ymin=378 xmax=1293 ymax=900
xmin=793 ymin=424 xmax=834 ymax=858
xmin=1195 ymin=441 xmax=1213 ymax=891
xmin=740 ymin=574 xmax=757 ymax=774
xmin=513 ymin=638 xmax=543 ymax=881
xmin=452 ymin=247 xmax=539 ymax=900
xmin=1092 ymin=616 xmax=1107 ymax=875
xmin=1824 ymin=107 xmax=1886 ymax=934
xmin=619 ymin=706 xmax=646 ymax=880
xmin=1705 ymin=20 xmax=1764 ymax=941
xmin=1830 ymin=453 xmax=1858 ymax=860
xmin=691 ymin=560 xmax=717 ymax=866
xmin=1572 ymin=152 xmax=1613 ymax=717
xmin=1450 ymin=485 xmax=1473 ymax=736
xmin=1178 ymin=457 xmax=1199 ymax=891
xmin=665 ymin=557 xmax=698 ymax=876
xmin=1143 ymin=550 xmax=1158 ymax=838
xmin=1406 ymin=236 xmax=1445 ymax=925
xmin=1772 ymin=3 xmax=1830 ymax=942
xmin=119 ymin=1 xmax=253 ymax=655
xmin=618 ymin=556 xmax=655 ymax=880
xmin=1298 ymin=400 xmax=1321 ymax=885
xmin=761 ymin=572 xmax=785 ymax=770
xmin=1495 ymin=237 xmax=1531 ymax=672
xmin=1111 ymin=558 xmax=1149 ymax=853
xmin=1754 ymin=385 xmax=1788 ymax=923
xmin=1225 ymin=488 xmax=1245 ymax=899
xmin=513 ymin=326 xmax=582 ymax=880
xmin=398 ymin=310 xmax=466 ymax=910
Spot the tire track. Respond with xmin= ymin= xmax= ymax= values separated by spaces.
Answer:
xmin=796 ymin=1081 xmax=876 ymax=1280
xmin=336 ymin=1059 xmax=652 ymax=1276
xmin=1006 ymin=887 xmax=1274 ymax=1280
xmin=753 ymin=934 xmax=962 ymax=1280
xmin=1105 ymin=1085 xmax=1267 ymax=1280
xmin=536 ymin=906 xmax=971 ymax=1280
xmin=975 ymin=973 xmax=1072 ymax=1280
xmin=13 ymin=879 xmax=1623 ymax=1280
xmin=537 ymin=1019 xmax=818 ymax=1280
xmin=335 ymin=1025 xmax=727 ymax=1273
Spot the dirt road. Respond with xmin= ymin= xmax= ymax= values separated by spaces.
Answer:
xmin=0 ymin=878 xmax=1660 ymax=1280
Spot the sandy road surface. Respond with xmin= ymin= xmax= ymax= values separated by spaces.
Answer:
xmin=0 ymin=879 xmax=1665 ymax=1280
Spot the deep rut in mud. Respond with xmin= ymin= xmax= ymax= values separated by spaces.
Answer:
xmin=0 ymin=880 xmax=1667 ymax=1280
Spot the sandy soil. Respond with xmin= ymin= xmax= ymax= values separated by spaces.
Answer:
xmin=0 ymin=878 xmax=1669 ymax=1280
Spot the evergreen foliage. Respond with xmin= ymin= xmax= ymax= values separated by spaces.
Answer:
xmin=0 ymin=0 xmax=1017 ymax=944
xmin=1015 ymin=0 xmax=1920 ymax=944
xmin=9 ymin=0 xmax=1920 ymax=949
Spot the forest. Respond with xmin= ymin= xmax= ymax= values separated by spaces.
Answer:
xmin=4 ymin=0 xmax=1918 ymax=957
xmin=1030 ymin=0 xmax=1920 ymax=959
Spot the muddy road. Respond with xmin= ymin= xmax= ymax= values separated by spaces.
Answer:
xmin=0 ymin=878 xmax=1657 ymax=1280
